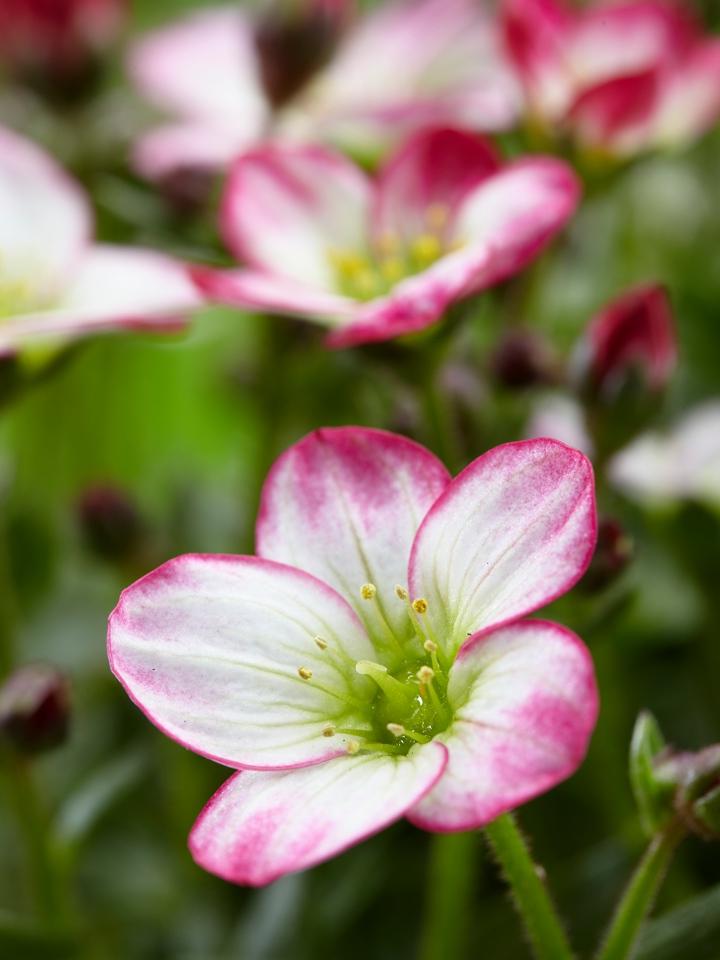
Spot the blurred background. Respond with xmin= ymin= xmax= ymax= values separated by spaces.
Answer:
xmin=0 ymin=1 xmax=719 ymax=958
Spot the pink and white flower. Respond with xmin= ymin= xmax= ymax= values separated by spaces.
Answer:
xmin=574 ymin=284 xmax=677 ymax=395
xmin=128 ymin=0 xmax=519 ymax=182
xmin=0 ymin=126 xmax=201 ymax=356
xmin=191 ymin=127 xmax=580 ymax=348
xmin=108 ymin=428 xmax=598 ymax=886
xmin=610 ymin=401 xmax=720 ymax=509
xmin=502 ymin=0 xmax=720 ymax=156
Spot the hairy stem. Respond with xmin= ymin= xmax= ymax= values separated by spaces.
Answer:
xmin=484 ymin=813 xmax=574 ymax=960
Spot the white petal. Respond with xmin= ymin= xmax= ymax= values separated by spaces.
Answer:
xmin=408 ymin=620 xmax=597 ymax=831
xmin=190 ymin=742 xmax=448 ymax=885
xmin=409 ymin=438 xmax=596 ymax=655
xmin=108 ymin=554 xmax=377 ymax=770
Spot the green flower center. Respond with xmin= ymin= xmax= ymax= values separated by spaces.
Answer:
xmin=298 ymin=582 xmax=454 ymax=758
xmin=327 ymin=204 xmax=462 ymax=302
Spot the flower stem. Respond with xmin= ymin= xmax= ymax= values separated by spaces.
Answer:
xmin=419 ymin=831 xmax=480 ymax=960
xmin=484 ymin=813 xmax=574 ymax=960
xmin=3 ymin=751 xmax=67 ymax=928
xmin=595 ymin=821 xmax=685 ymax=960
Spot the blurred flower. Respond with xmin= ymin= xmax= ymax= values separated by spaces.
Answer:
xmin=0 ymin=126 xmax=201 ymax=356
xmin=0 ymin=663 xmax=70 ymax=754
xmin=609 ymin=401 xmax=720 ymax=509
xmin=574 ymin=284 xmax=677 ymax=397
xmin=109 ymin=429 xmax=598 ymax=885
xmin=281 ymin=0 xmax=521 ymax=157
xmin=78 ymin=485 xmax=144 ymax=565
xmin=502 ymin=0 xmax=720 ymax=157
xmin=0 ymin=0 xmax=126 ymax=97
xmin=128 ymin=0 xmax=519 ymax=183
xmin=192 ymin=128 xmax=580 ymax=348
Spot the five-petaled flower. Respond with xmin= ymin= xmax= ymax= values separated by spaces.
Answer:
xmin=191 ymin=127 xmax=580 ymax=348
xmin=0 ymin=126 xmax=201 ymax=356
xmin=109 ymin=428 xmax=599 ymax=886
xmin=127 ymin=0 xmax=519 ymax=182
xmin=502 ymin=0 xmax=720 ymax=157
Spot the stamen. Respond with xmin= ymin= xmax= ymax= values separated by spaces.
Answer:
xmin=298 ymin=666 xmax=313 ymax=680
xmin=395 ymin=585 xmax=409 ymax=601
xmin=360 ymin=583 xmax=377 ymax=600
xmin=346 ymin=740 xmax=360 ymax=755
xmin=417 ymin=666 xmax=435 ymax=684
xmin=380 ymin=257 xmax=404 ymax=283
xmin=411 ymin=233 xmax=442 ymax=265
xmin=386 ymin=722 xmax=430 ymax=745
xmin=322 ymin=726 xmax=335 ymax=737
xmin=423 ymin=639 xmax=437 ymax=653
xmin=314 ymin=635 xmax=328 ymax=650
xmin=412 ymin=597 xmax=429 ymax=615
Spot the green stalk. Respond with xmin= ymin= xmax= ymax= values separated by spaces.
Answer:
xmin=595 ymin=821 xmax=685 ymax=960
xmin=419 ymin=831 xmax=480 ymax=960
xmin=3 ymin=753 xmax=67 ymax=929
xmin=484 ymin=813 xmax=574 ymax=960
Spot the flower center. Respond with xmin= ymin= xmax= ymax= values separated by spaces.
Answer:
xmin=0 ymin=256 xmax=53 ymax=318
xmin=297 ymin=583 xmax=453 ymax=757
xmin=327 ymin=204 xmax=461 ymax=302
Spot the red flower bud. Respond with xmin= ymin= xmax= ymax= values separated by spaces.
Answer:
xmin=0 ymin=664 xmax=71 ymax=755
xmin=576 ymin=285 xmax=677 ymax=397
xmin=0 ymin=0 xmax=126 ymax=96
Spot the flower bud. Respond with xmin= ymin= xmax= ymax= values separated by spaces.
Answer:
xmin=255 ymin=0 xmax=353 ymax=107
xmin=0 ymin=0 xmax=126 ymax=101
xmin=630 ymin=711 xmax=720 ymax=840
xmin=574 ymin=285 xmax=677 ymax=400
xmin=0 ymin=664 xmax=71 ymax=754
xmin=77 ymin=485 xmax=144 ymax=564
xmin=490 ymin=329 xmax=560 ymax=390
xmin=581 ymin=517 xmax=633 ymax=592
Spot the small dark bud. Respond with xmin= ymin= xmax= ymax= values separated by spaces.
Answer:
xmin=255 ymin=2 xmax=350 ymax=108
xmin=581 ymin=517 xmax=633 ymax=592
xmin=490 ymin=330 xmax=560 ymax=389
xmin=0 ymin=664 xmax=70 ymax=754
xmin=157 ymin=165 xmax=218 ymax=218
xmin=77 ymin=485 xmax=144 ymax=564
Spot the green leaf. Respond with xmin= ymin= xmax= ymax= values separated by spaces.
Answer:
xmin=54 ymin=748 xmax=148 ymax=850
xmin=636 ymin=884 xmax=720 ymax=960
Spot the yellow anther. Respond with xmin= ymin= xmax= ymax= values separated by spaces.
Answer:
xmin=417 ymin=666 xmax=435 ymax=684
xmin=411 ymin=233 xmax=442 ymax=264
xmin=346 ymin=740 xmax=360 ymax=755
xmin=412 ymin=598 xmax=429 ymax=615
xmin=426 ymin=203 xmax=449 ymax=230
xmin=423 ymin=639 xmax=438 ymax=653
xmin=355 ymin=268 xmax=377 ymax=297
xmin=387 ymin=723 xmax=406 ymax=738
xmin=298 ymin=666 xmax=313 ymax=680
xmin=380 ymin=257 xmax=404 ymax=283
xmin=395 ymin=585 xmax=409 ymax=601
xmin=314 ymin=636 xmax=328 ymax=650
xmin=360 ymin=583 xmax=377 ymax=600
xmin=327 ymin=249 xmax=367 ymax=277
xmin=322 ymin=726 xmax=335 ymax=737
